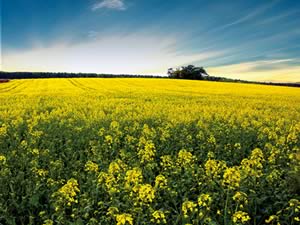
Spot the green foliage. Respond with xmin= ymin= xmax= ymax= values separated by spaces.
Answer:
xmin=167 ymin=65 xmax=209 ymax=80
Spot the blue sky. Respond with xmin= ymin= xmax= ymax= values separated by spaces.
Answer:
xmin=1 ymin=0 xmax=300 ymax=82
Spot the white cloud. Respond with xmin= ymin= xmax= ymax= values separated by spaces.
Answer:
xmin=255 ymin=9 xmax=299 ymax=26
xmin=2 ymin=34 xmax=223 ymax=75
xmin=211 ymin=0 xmax=279 ymax=32
xmin=208 ymin=59 xmax=300 ymax=82
xmin=92 ymin=0 xmax=126 ymax=11
xmin=87 ymin=31 xmax=99 ymax=39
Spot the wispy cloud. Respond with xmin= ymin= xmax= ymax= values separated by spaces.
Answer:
xmin=87 ymin=31 xmax=99 ymax=39
xmin=212 ymin=0 xmax=279 ymax=32
xmin=92 ymin=0 xmax=126 ymax=11
xmin=256 ymin=9 xmax=300 ymax=26
xmin=208 ymin=59 xmax=300 ymax=82
xmin=2 ymin=34 xmax=223 ymax=75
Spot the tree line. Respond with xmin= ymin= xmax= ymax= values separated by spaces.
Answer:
xmin=0 ymin=72 xmax=167 ymax=79
xmin=1 ymin=68 xmax=299 ymax=88
xmin=168 ymin=65 xmax=209 ymax=79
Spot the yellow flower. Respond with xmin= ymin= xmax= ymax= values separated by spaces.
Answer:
xmin=198 ymin=193 xmax=212 ymax=209
xmin=105 ymin=135 xmax=113 ymax=145
xmin=110 ymin=121 xmax=120 ymax=130
xmin=138 ymin=140 xmax=156 ymax=163
xmin=222 ymin=167 xmax=241 ymax=189
xmin=207 ymin=151 xmax=215 ymax=159
xmin=204 ymin=217 xmax=212 ymax=223
xmin=155 ymin=174 xmax=168 ymax=189
xmin=233 ymin=192 xmax=248 ymax=205
xmin=98 ymin=128 xmax=105 ymax=137
xmin=266 ymin=169 xmax=282 ymax=183
xmin=85 ymin=161 xmax=99 ymax=173
xmin=199 ymin=211 xmax=204 ymax=219
xmin=177 ymin=149 xmax=195 ymax=167
xmin=182 ymin=200 xmax=198 ymax=218
xmin=205 ymin=159 xmax=227 ymax=179
xmin=39 ymin=211 xmax=46 ymax=217
xmin=138 ymin=184 xmax=155 ymax=203
xmin=108 ymin=159 xmax=127 ymax=175
xmin=56 ymin=178 xmax=80 ymax=206
xmin=33 ymin=168 xmax=48 ymax=177
xmin=42 ymin=219 xmax=54 ymax=225
xmin=0 ymin=155 xmax=7 ymax=165
xmin=207 ymin=135 xmax=216 ymax=146
xmin=107 ymin=207 xmax=119 ymax=217
xmin=267 ymin=146 xmax=280 ymax=164
xmin=116 ymin=213 xmax=133 ymax=225
xmin=160 ymin=155 xmax=174 ymax=170
xmin=232 ymin=211 xmax=250 ymax=224
xmin=234 ymin=143 xmax=242 ymax=150
xmin=0 ymin=124 xmax=7 ymax=137
xmin=287 ymin=199 xmax=300 ymax=214
xmin=288 ymin=199 xmax=300 ymax=208
xmin=98 ymin=172 xmax=119 ymax=194
xmin=125 ymin=167 xmax=143 ymax=188
xmin=265 ymin=215 xmax=279 ymax=223
xmin=241 ymin=148 xmax=264 ymax=178
xmin=31 ymin=148 xmax=40 ymax=156
xmin=240 ymin=159 xmax=263 ymax=178
xmin=151 ymin=210 xmax=167 ymax=224
xmin=250 ymin=148 xmax=264 ymax=161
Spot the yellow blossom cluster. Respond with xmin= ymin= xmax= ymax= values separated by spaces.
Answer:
xmin=85 ymin=160 xmax=99 ymax=173
xmin=182 ymin=200 xmax=198 ymax=218
xmin=138 ymin=140 xmax=156 ymax=163
xmin=54 ymin=178 xmax=80 ymax=207
xmin=42 ymin=219 xmax=54 ymax=225
xmin=265 ymin=215 xmax=279 ymax=224
xmin=160 ymin=155 xmax=174 ymax=170
xmin=233 ymin=191 xmax=248 ymax=206
xmin=176 ymin=149 xmax=195 ymax=167
xmin=232 ymin=211 xmax=251 ymax=224
xmin=205 ymin=159 xmax=227 ymax=179
xmin=155 ymin=174 xmax=168 ymax=189
xmin=151 ymin=210 xmax=167 ymax=224
xmin=138 ymin=184 xmax=155 ymax=203
xmin=198 ymin=193 xmax=212 ymax=209
xmin=222 ymin=167 xmax=241 ymax=190
xmin=32 ymin=168 xmax=48 ymax=177
xmin=116 ymin=213 xmax=133 ymax=225
xmin=241 ymin=148 xmax=264 ymax=178
xmin=125 ymin=167 xmax=143 ymax=189
xmin=108 ymin=159 xmax=127 ymax=176
xmin=0 ymin=155 xmax=7 ymax=165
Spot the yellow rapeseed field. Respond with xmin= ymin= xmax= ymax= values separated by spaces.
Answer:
xmin=0 ymin=78 xmax=300 ymax=225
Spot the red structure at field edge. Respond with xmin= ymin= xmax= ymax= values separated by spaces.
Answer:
xmin=0 ymin=79 xmax=9 ymax=83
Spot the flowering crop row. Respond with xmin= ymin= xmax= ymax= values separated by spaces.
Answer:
xmin=0 ymin=78 xmax=299 ymax=225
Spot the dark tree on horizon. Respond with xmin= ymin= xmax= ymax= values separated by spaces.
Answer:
xmin=167 ymin=65 xmax=209 ymax=80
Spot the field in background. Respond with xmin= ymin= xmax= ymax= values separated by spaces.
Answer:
xmin=0 ymin=78 xmax=300 ymax=225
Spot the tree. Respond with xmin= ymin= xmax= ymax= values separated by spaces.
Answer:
xmin=167 ymin=65 xmax=209 ymax=80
